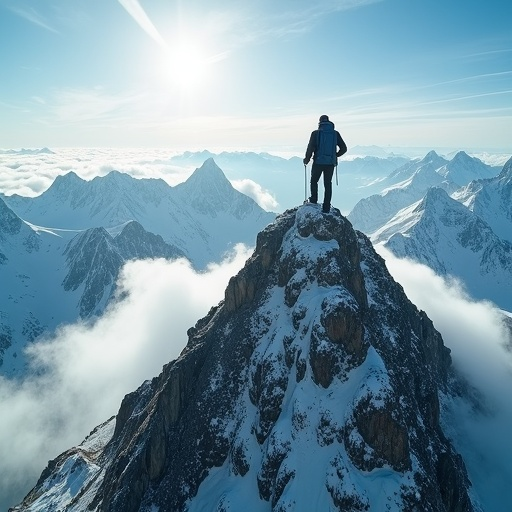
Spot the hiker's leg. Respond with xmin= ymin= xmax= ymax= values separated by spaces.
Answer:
xmin=322 ymin=167 xmax=335 ymax=206
xmin=310 ymin=164 xmax=322 ymax=203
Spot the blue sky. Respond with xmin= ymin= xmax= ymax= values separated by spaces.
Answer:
xmin=0 ymin=0 xmax=511 ymax=152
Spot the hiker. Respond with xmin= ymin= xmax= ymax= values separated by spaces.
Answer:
xmin=303 ymin=115 xmax=347 ymax=213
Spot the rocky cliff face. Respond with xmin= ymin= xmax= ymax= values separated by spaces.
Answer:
xmin=13 ymin=205 xmax=475 ymax=512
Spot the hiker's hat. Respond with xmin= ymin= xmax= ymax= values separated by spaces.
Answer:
xmin=319 ymin=114 xmax=329 ymax=122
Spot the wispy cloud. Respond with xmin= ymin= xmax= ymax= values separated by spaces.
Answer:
xmin=117 ymin=0 xmax=381 ymax=55
xmin=424 ymin=70 xmax=512 ymax=88
xmin=7 ymin=5 xmax=58 ymax=33
xmin=222 ymin=0 xmax=382 ymax=45
xmin=47 ymin=86 xmax=147 ymax=124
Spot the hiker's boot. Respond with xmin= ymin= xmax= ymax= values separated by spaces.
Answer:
xmin=308 ymin=197 xmax=317 ymax=204
xmin=322 ymin=203 xmax=330 ymax=213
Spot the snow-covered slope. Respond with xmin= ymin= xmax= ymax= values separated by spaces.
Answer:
xmin=373 ymin=187 xmax=512 ymax=311
xmin=436 ymin=151 xmax=498 ymax=187
xmin=347 ymin=163 xmax=458 ymax=234
xmin=0 ymin=198 xmax=80 ymax=374
xmin=0 ymin=196 xmax=185 ymax=376
xmin=453 ymin=156 xmax=512 ymax=244
xmin=347 ymin=151 xmax=499 ymax=236
xmin=14 ymin=206 xmax=477 ymax=512
xmin=4 ymin=159 xmax=275 ymax=268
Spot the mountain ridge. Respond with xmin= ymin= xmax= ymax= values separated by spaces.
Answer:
xmin=2 ymin=160 xmax=275 ymax=268
xmin=377 ymin=187 xmax=512 ymax=310
xmin=12 ymin=205 xmax=476 ymax=512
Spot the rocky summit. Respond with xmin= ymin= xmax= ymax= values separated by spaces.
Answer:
xmin=13 ymin=204 xmax=475 ymax=512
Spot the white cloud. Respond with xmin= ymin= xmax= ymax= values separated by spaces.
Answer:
xmin=377 ymin=247 xmax=512 ymax=511
xmin=231 ymin=178 xmax=278 ymax=211
xmin=0 ymin=149 xmax=194 ymax=198
xmin=0 ymin=245 xmax=252 ymax=510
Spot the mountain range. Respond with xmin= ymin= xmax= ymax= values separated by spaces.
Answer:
xmin=347 ymin=151 xmax=496 ymax=233
xmin=348 ymin=152 xmax=512 ymax=311
xmin=0 ymin=159 xmax=275 ymax=376
xmin=11 ymin=205 xmax=478 ymax=512
xmin=3 ymin=158 xmax=274 ymax=268
xmin=164 ymin=149 xmax=410 ymax=213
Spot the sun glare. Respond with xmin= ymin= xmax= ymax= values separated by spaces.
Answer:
xmin=164 ymin=38 xmax=212 ymax=91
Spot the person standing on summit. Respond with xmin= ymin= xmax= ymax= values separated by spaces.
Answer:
xmin=303 ymin=115 xmax=347 ymax=213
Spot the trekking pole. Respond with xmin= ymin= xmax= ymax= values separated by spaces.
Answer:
xmin=304 ymin=163 xmax=307 ymax=203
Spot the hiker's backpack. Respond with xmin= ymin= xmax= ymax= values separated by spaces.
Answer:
xmin=315 ymin=121 xmax=337 ymax=165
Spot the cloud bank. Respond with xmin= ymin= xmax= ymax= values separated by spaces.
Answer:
xmin=231 ymin=178 xmax=279 ymax=211
xmin=378 ymin=247 xmax=512 ymax=512
xmin=0 ymin=148 xmax=202 ymax=198
xmin=0 ymin=245 xmax=252 ymax=510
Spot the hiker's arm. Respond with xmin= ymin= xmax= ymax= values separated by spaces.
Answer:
xmin=336 ymin=132 xmax=347 ymax=157
xmin=304 ymin=131 xmax=316 ymax=164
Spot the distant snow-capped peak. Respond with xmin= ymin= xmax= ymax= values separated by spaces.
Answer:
xmin=436 ymin=151 xmax=496 ymax=186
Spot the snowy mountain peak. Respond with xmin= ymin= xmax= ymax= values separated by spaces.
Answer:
xmin=94 ymin=170 xmax=138 ymax=186
xmin=185 ymin=157 xmax=231 ymax=187
xmin=410 ymin=186 xmax=466 ymax=222
xmin=50 ymin=171 xmax=85 ymax=189
xmin=16 ymin=205 xmax=475 ymax=512
xmin=418 ymin=186 xmax=450 ymax=210
xmin=420 ymin=150 xmax=449 ymax=169
xmin=450 ymin=150 xmax=471 ymax=163
xmin=175 ymin=158 xmax=261 ymax=218
xmin=61 ymin=221 xmax=185 ymax=317
xmin=423 ymin=149 xmax=441 ymax=161
xmin=437 ymin=151 xmax=495 ymax=186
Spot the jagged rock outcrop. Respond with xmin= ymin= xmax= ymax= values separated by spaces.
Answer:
xmin=13 ymin=205 xmax=475 ymax=512
xmin=63 ymin=221 xmax=185 ymax=317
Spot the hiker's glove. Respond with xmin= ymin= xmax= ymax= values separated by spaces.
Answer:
xmin=303 ymin=158 xmax=309 ymax=165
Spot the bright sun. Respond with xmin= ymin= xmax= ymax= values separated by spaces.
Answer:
xmin=164 ymin=38 xmax=212 ymax=91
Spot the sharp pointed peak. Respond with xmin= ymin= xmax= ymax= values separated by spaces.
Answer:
xmin=421 ymin=150 xmax=447 ymax=164
xmin=197 ymin=157 xmax=223 ymax=171
xmin=451 ymin=150 xmax=470 ymax=159
xmin=185 ymin=158 xmax=229 ymax=184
